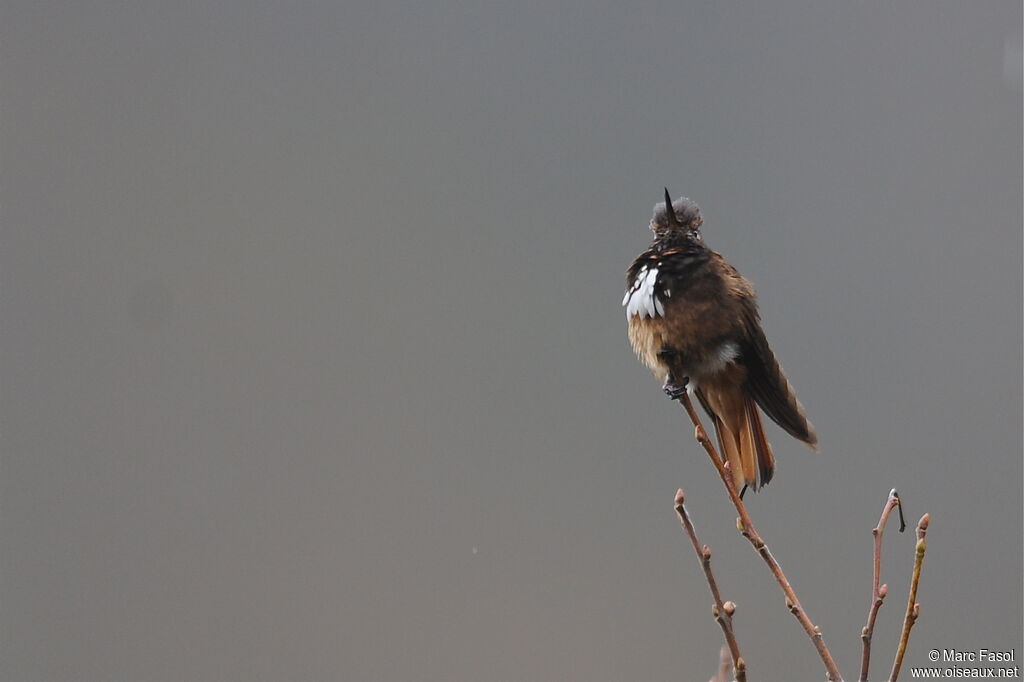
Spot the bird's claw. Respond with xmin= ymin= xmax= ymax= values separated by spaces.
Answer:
xmin=662 ymin=377 xmax=689 ymax=401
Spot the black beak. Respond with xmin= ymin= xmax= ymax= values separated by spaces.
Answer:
xmin=663 ymin=187 xmax=679 ymax=225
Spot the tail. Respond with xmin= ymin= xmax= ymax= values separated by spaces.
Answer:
xmin=696 ymin=382 xmax=775 ymax=492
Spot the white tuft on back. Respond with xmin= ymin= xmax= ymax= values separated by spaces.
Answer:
xmin=623 ymin=266 xmax=663 ymax=320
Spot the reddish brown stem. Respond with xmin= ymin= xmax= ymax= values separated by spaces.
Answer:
xmin=888 ymin=514 xmax=930 ymax=682
xmin=860 ymin=489 xmax=902 ymax=681
xmin=678 ymin=391 xmax=845 ymax=682
xmin=676 ymin=488 xmax=746 ymax=682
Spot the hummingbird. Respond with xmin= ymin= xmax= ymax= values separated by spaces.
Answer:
xmin=623 ymin=190 xmax=818 ymax=494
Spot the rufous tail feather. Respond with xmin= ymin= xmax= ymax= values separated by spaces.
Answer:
xmin=698 ymin=386 xmax=775 ymax=491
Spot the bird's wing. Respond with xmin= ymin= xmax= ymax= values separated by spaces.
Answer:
xmin=738 ymin=300 xmax=819 ymax=450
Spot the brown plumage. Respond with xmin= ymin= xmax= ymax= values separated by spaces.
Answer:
xmin=623 ymin=190 xmax=817 ymax=493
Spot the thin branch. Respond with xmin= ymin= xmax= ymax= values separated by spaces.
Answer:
xmin=888 ymin=513 xmax=930 ymax=682
xmin=710 ymin=645 xmax=734 ymax=682
xmin=677 ymin=390 xmax=845 ymax=682
xmin=860 ymin=489 xmax=903 ymax=681
xmin=675 ymin=488 xmax=746 ymax=682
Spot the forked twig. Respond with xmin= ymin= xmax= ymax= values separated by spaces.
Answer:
xmin=675 ymin=488 xmax=746 ymax=682
xmin=860 ymin=489 xmax=904 ymax=681
xmin=677 ymin=390 xmax=845 ymax=682
xmin=888 ymin=514 xmax=930 ymax=682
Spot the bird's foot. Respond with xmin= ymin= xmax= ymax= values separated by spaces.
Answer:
xmin=662 ymin=376 xmax=689 ymax=401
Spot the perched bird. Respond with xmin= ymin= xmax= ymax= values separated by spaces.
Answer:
xmin=623 ymin=190 xmax=818 ymax=494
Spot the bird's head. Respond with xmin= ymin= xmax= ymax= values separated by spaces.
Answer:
xmin=651 ymin=188 xmax=703 ymax=241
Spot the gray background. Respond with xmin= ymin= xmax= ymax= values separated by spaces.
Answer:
xmin=2 ymin=2 xmax=1021 ymax=681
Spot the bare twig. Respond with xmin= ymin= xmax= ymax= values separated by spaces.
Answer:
xmin=888 ymin=513 xmax=930 ymax=682
xmin=710 ymin=645 xmax=734 ymax=682
xmin=677 ymin=390 xmax=845 ymax=682
xmin=860 ymin=489 xmax=903 ymax=681
xmin=675 ymin=488 xmax=746 ymax=682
